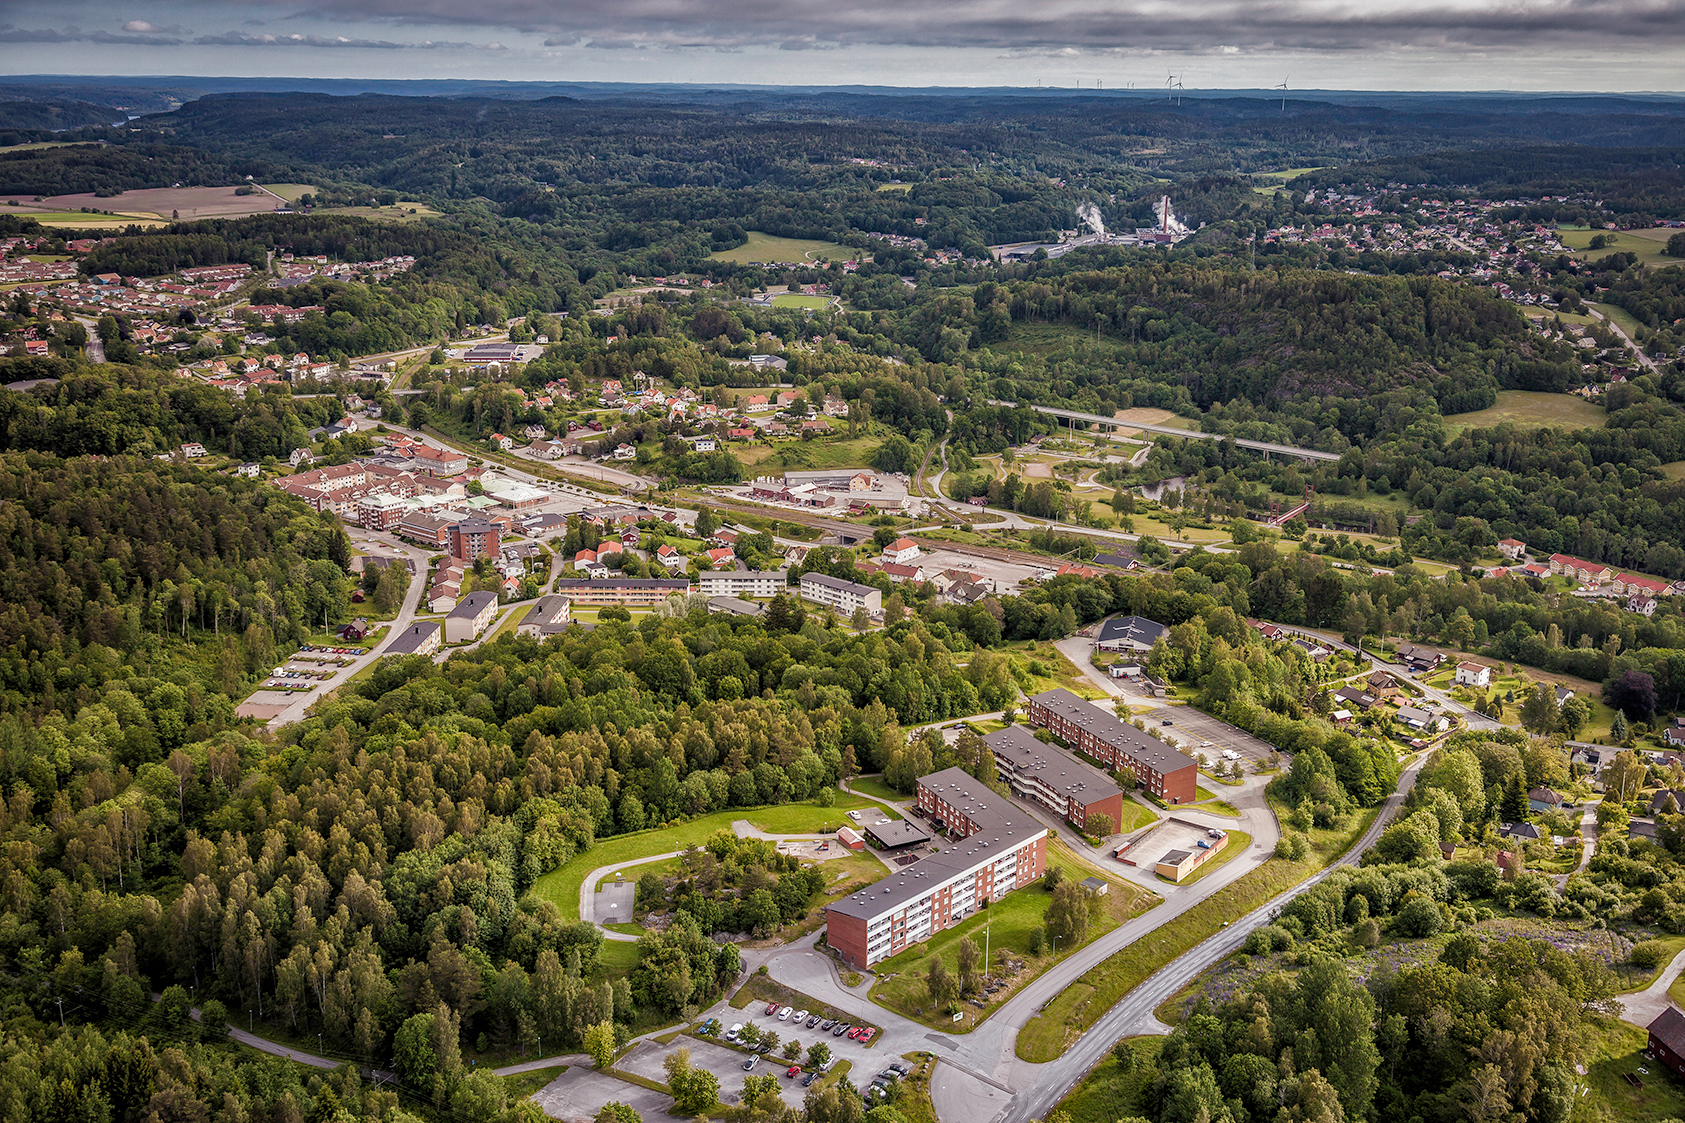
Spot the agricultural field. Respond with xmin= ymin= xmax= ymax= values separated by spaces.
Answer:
xmin=1 ymin=209 xmax=169 ymax=229
xmin=1560 ymin=225 xmax=1684 ymax=268
xmin=1443 ymin=390 xmax=1606 ymax=435
xmin=711 ymin=232 xmax=858 ymax=264
xmin=320 ymin=200 xmax=443 ymax=222
xmin=261 ymin=183 xmax=320 ymax=203
xmin=0 ymin=185 xmax=286 ymax=220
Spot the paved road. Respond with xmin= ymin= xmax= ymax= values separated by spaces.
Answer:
xmin=1619 ymin=945 xmax=1685 ymax=1029
xmin=972 ymin=750 xmax=1425 ymax=1123
xmin=580 ymin=852 xmax=682 ymax=941
xmin=74 ymin=316 xmax=106 ymax=362
xmin=261 ymin=535 xmax=432 ymax=730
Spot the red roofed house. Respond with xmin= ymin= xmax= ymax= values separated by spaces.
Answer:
xmin=1548 ymin=553 xmax=1615 ymax=584
xmin=705 ymin=547 xmax=736 ymax=566
xmin=884 ymin=538 xmax=921 ymax=565
xmin=1497 ymin=538 xmax=1527 ymax=561
xmin=1454 ymin=661 xmax=1492 ymax=689
xmin=656 ymin=544 xmax=685 ymax=570
xmin=1613 ymin=572 xmax=1672 ymax=598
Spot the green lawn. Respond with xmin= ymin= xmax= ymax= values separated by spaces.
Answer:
xmin=530 ymin=795 xmax=892 ymax=921
xmin=848 ymin=776 xmax=906 ymax=803
xmin=1115 ymin=799 xmax=1158 ymax=835
xmin=712 ymin=232 xmax=858 ymax=265
xmin=1594 ymin=302 xmax=1648 ymax=338
xmin=503 ymin=1065 xmax=567 ymax=1102
xmin=1581 ymin=1015 xmax=1685 ymax=1120
xmin=1560 ymin=226 xmax=1683 ymax=269
xmin=1444 ymin=390 xmax=1606 ymax=435
xmin=770 ymin=294 xmax=833 ymax=310
xmin=1015 ymin=800 xmax=1376 ymax=1062
xmin=762 ymin=435 xmax=883 ymax=473
xmin=262 ymin=183 xmax=320 ymax=203
xmin=867 ymin=842 xmax=1152 ymax=1031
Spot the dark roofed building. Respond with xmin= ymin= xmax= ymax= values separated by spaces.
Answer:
xmin=1095 ymin=614 xmax=1169 ymax=653
xmin=385 ymin=620 xmax=441 ymax=657
xmin=985 ymin=724 xmax=1125 ymax=834
xmin=825 ymin=766 xmax=1048 ymax=968
xmin=1650 ymin=1007 xmax=1685 ymax=1079
xmin=1024 ymin=688 xmax=1197 ymax=804
xmin=862 ymin=818 xmax=932 ymax=849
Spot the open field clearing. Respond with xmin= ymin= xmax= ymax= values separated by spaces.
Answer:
xmin=1444 ymin=390 xmax=1606 ymax=434
xmin=261 ymin=183 xmax=319 ymax=202
xmin=4 ymin=211 xmax=169 ymax=229
xmin=712 ymin=231 xmax=858 ymax=264
xmin=1559 ymin=225 xmax=1683 ymax=268
xmin=1 ymin=185 xmax=287 ymax=220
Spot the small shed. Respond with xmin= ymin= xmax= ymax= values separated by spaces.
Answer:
xmin=837 ymin=826 xmax=864 ymax=851
xmin=1080 ymin=876 xmax=1108 ymax=896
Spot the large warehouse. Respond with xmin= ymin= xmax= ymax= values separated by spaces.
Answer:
xmin=1024 ymin=688 xmax=1199 ymax=804
xmin=825 ymin=767 xmax=1047 ymax=968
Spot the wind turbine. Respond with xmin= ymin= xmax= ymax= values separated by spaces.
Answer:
xmin=1166 ymin=72 xmax=1178 ymax=102
xmin=1172 ymin=76 xmax=1185 ymax=106
xmin=1275 ymin=79 xmax=1288 ymax=112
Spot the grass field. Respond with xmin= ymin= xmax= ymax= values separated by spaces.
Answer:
xmin=262 ymin=183 xmax=320 ymax=203
xmin=1581 ymin=1015 xmax=1685 ymax=1120
xmin=1444 ymin=390 xmax=1606 ymax=435
xmin=867 ymin=842 xmax=1150 ymax=1031
xmin=763 ymin=435 xmax=882 ymax=473
xmin=530 ymin=795 xmax=892 ymax=921
xmin=1560 ymin=226 xmax=1684 ymax=268
xmin=1594 ymin=302 xmax=1647 ymax=338
xmin=847 ymin=777 xmax=905 ymax=804
xmin=1662 ymin=462 xmax=1685 ymax=481
xmin=712 ymin=232 xmax=858 ymax=265
xmin=320 ymin=201 xmax=442 ymax=223
xmin=1015 ymin=800 xmax=1376 ymax=1061
xmin=1115 ymin=799 xmax=1158 ymax=835
xmin=770 ymin=294 xmax=833 ymax=310
xmin=7 ymin=210 xmax=170 ymax=229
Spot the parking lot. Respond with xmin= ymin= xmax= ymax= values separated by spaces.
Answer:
xmin=1144 ymin=703 xmax=1281 ymax=768
xmin=531 ymin=1064 xmax=672 ymax=1123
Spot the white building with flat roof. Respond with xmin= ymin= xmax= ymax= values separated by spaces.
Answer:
xmin=698 ymin=569 xmax=789 ymax=599
xmin=799 ymin=572 xmax=881 ymax=615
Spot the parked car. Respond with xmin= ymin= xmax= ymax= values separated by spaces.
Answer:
xmin=766 ymin=1002 xmax=780 ymax=1015
xmin=758 ymin=1043 xmax=773 ymax=1054
xmin=819 ymin=1019 xmax=835 ymax=1030
xmin=878 ymin=1070 xmax=901 ymax=1080
xmin=806 ymin=1015 xmax=821 ymax=1028
xmin=846 ymin=810 xmax=862 ymax=821
xmin=833 ymin=1023 xmax=851 ymax=1037
xmin=778 ymin=1006 xmax=793 ymax=1021
xmin=847 ymin=1027 xmax=863 ymax=1040
xmin=725 ymin=1024 xmax=743 ymax=1041
xmin=792 ymin=1009 xmax=809 ymax=1023
xmin=787 ymin=1065 xmax=802 ymax=1078
xmin=802 ymin=1072 xmax=818 ymax=1087
xmin=743 ymin=1056 xmax=760 ymax=1071
xmin=888 ymin=1063 xmax=909 ymax=1076
xmin=871 ymin=1077 xmax=890 ymax=1089
xmin=859 ymin=1028 xmax=876 ymax=1043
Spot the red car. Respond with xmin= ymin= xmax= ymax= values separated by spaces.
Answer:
xmin=847 ymin=1027 xmax=863 ymax=1040
xmin=765 ymin=1002 xmax=780 ymax=1015
xmin=787 ymin=1065 xmax=802 ymax=1078
xmin=858 ymin=1028 xmax=876 ymax=1044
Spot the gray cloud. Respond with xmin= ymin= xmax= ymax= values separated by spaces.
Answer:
xmin=0 ymin=24 xmax=186 ymax=45
xmin=233 ymin=0 xmax=1685 ymax=53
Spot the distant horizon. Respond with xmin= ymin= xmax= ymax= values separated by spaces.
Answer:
xmin=7 ymin=74 xmax=1685 ymax=99
xmin=8 ymin=0 xmax=1685 ymax=93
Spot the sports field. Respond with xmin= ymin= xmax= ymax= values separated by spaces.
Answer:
xmin=1444 ymin=390 xmax=1605 ymax=434
xmin=1559 ymin=226 xmax=1682 ymax=268
xmin=770 ymin=294 xmax=832 ymax=309
xmin=711 ymin=232 xmax=858 ymax=264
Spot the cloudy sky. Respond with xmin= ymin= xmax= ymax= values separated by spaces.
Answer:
xmin=3 ymin=0 xmax=1683 ymax=90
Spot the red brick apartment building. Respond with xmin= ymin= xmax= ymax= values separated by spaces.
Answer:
xmin=1025 ymin=688 xmax=1199 ymax=804
xmin=983 ymin=724 xmax=1124 ymax=833
xmin=825 ymin=767 xmax=1047 ymax=969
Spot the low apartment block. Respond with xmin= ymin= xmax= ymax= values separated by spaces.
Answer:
xmin=550 ymin=578 xmax=691 ymax=606
xmin=825 ymin=767 xmax=1047 ymax=968
xmin=1025 ymin=688 xmax=1198 ymax=804
xmin=698 ymin=569 xmax=789 ymax=599
xmin=983 ymin=725 xmax=1124 ymax=833
xmin=799 ymin=572 xmax=882 ymax=615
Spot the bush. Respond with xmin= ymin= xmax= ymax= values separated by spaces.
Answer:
xmin=1630 ymin=939 xmax=1673 ymax=970
xmin=1394 ymin=896 xmax=1445 ymax=938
